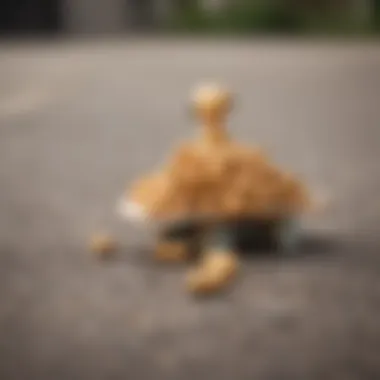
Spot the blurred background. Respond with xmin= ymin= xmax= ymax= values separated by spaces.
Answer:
xmin=1 ymin=2 xmax=380 ymax=380
xmin=0 ymin=0 xmax=380 ymax=37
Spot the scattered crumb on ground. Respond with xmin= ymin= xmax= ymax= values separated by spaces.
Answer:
xmin=89 ymin=233 xmax=118 ymax=258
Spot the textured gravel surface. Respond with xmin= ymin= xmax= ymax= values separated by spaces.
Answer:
xmin=0 ymin=38 xmax=380 ymax=380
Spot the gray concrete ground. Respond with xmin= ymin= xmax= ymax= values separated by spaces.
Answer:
xmin=0 ymin=39 xmax=380 ymax=380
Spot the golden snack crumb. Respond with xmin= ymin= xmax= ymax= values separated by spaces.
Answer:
xmin=124 ymin=84 xmax=310 ymax=223
xmin=120 ymin=83 xmax=311 ymax=297
xmin=154 ymin=241 xmax=188 ymax=262
xmin=186 ymin=251 xmax=239 ymax=294
xmin=89 ymin=234 xmax=118 ymax=258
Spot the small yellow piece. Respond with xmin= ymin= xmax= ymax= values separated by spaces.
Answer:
xmin=186 ymin=250 xmax=239 ymax=294
xmin=192 ymin=83 xmax=232 ymax=115
xmin=89 ymin=234 xmax=118 ymax=258
xmin=155 ymin=241 xmax=188 ymax=263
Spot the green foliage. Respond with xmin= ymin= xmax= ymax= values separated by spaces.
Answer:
xmin=303 ymin=7 xmax=374 ymax=35
xmin=168 ymin=1 xmax=304 ymax=34
xmin=214 ymin=1 xmax=304 ymax=33
xmin=374 ymin=0 xmax=380 ymax=31
xmin=166 ymin=0 xmax=379 ymax=35
xmin=166 ymin=3 xmax=210 ymax=32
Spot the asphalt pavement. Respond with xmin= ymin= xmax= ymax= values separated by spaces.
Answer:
xmin=0 ymin=38 xmax=380 ymax=380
